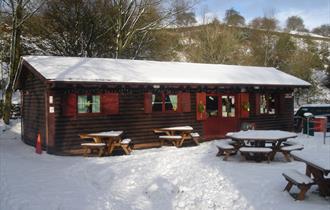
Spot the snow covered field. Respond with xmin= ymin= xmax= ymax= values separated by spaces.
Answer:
xmin=1 ymin=120 xmax=329 ymax=210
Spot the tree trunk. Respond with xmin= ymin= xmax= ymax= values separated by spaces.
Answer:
xmin=3 ymin=3 xmax=23 ymax=124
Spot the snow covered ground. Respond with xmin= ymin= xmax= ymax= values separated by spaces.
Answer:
xmin=1 ymin=120 xmax=329 ymax=210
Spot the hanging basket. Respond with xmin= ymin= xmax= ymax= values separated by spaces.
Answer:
xmin=242 ymin=102 xmax=250 ymax=112
xmin=198 ymin=102 xmax=205 ymax=113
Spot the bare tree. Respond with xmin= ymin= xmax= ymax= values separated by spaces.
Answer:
xmin=2 ymin=0 xmax=46 ymax=124
xmin=172 ymin=0 xmax=197 ymax=27
xmin=109 ymin=0 xmax=194 ymax=58
xmin=187 ymin=23 xmax=241 ymax=64
xmin=249 ymin=10 xmax=279 ymax=67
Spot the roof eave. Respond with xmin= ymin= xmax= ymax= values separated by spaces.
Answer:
xmin=14 ymin=58 xmax=48 ymax=90
xmin=49 ymin=80 xmax=310 ymax=88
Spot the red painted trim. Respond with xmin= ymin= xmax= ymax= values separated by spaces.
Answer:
xmin=150 ymin=93 xmax=181 ymax=113
xmin=255 ymin=93 xmax=260 ymax=115
xmin=196 ymin=92 xmax=207 ymax=120
xmin=45 ymin=90 xmax=56 ymax=153
xmin=63 ymin=93 xmax=77 ymax=117
xmin=101 ymin=93 xmax=119 ymax=115
xmin=144 ymin=93 xmax=152 ymax=113
xmin=239 ymin=93 xmax=249 ymax=118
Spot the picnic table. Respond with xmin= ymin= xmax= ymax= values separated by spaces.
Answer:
xmin=291 ymin=150 xmax=330 ymax=196
xmin=227 ymin=130 xmax=298 ymax=161
xmin=155 ymin=126 xmax=199 ymax=147
xmin=81 ymin=131 xmax=131 ymax=155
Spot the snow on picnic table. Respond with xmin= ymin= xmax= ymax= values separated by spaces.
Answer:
xmin=1 ymin=120 xmax=330 ymax=210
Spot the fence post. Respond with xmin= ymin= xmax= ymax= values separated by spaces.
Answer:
xmin=324 ymin=118 xmax=328 ymax=145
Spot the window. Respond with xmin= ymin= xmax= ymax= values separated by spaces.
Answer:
xmin=260 ymin=94 xmax=276 ymax=114
xmin=152 ymin=93 xmax=178 ymax=112
xmin=152 ymin=94 xmax=163 ymax=112
xmin=206 ymin=95 xmax=218 ymax=117
xmin=77 ymin=95 xmax=100 ymax=113
xmin=222 ymin=95 xmax=235 ymax=117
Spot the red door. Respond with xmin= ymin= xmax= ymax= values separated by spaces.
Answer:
xmin=203 ymin=94 xmax=239 ymax=139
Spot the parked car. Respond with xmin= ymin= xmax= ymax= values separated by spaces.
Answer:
xmin=294 ymin=104 xmax=330 ymax=132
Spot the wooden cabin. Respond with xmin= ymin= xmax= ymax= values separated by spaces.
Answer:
xmin=14 ymin=56 xmax=310 ymax=154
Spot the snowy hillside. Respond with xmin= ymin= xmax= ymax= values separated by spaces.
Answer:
xmin=311 ymin=70 xmax=330 ymax=103
xmin=289 ymin=31 xmax=329 ymax=39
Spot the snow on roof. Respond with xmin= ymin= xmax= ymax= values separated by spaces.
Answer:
xmin=21 ymin=56 xmax=310 ymax=86
xmin=299 ymin=104 xmax=330 ymax=107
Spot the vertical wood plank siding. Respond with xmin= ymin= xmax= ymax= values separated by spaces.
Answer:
xmin=21 ymin=75 xmax=46 ymax=147
xmin=53 ymin=92 xmax=203 ymax=151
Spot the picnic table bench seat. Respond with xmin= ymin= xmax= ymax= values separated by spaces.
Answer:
xmin=118 ymin=138 xmax=132 ymax=155
xmin=282 ymin=169 xmax=314 ymax=200
xmin=281 ymin=144 xmax=304 ymax=151
xmin=283 ymin=141 xmax=299 ymax=146
xmin=190 ymin=132 xmax=200 ymax=145
xmin=121 ymin=138 xmax=132 ymax=144
xmin=239 ymin=147 xmax=273 ymax=163
xmin=215 ymin=140 xmax=236 ymax=161
xmin=153 ymin=129 xmax=167 ymax=134
xmin=280 ymin=144 xmax=304 ymax=162
xmin=81 ymin=142 xmax=106 ymax=157
xmin=159 ymin=135 xmax=182 ymax=147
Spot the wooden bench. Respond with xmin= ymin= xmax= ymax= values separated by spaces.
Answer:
xmin=283 ymin=141 xmax=298 ymax=146
xmin=120 ymin=138 xmax=132 ymax=155
xmin=190 ymin=132 xmax=200 ymax=145
xmin=282 ymin=169 xmax=314 ymax=200
xmin=154 ymin=129 xmax=167 ymax=135
xmin=108 ymin=138 xmax=133 ymax=155
xmin=281 ymin=144 xmax=304 ymax=162
xmin=159 ymin=135 xmax=182 ymax=147
xmin=80 ymin=134 xmax=106 ymax=157
xmin=81 ymin=143 xmax=106 ymax=157
xmin=239 ymin=147 xmax=273 ymax=163
xmin=215 ymin=141 xmax=236 ymax=161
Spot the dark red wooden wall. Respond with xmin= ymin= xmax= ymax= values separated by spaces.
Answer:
xmin=21 ymin=72 xmax=46 ymax=148
xmin=243 ymin=93 xmax=294 ymax=131
xmin=52 ymin=91 xmax=203 ymax=152
xmin=18 ymin=68 xmax=295 ymax=154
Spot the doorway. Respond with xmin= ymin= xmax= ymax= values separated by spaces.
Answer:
xmin=203 ymin=94 xmax=239 ymax=139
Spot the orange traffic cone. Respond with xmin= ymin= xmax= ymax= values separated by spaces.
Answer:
xmin=35 ymin=133 xmax=42 ymax=154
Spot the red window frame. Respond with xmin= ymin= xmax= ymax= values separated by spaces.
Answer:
xmin=152 ymin=93 xmax=179 ymax=113
xmin=259 ymin=93 xmax=276 ymax=115
xmin=63 ymin=93 xmax=119 ymax=117
xmin=77 ymin=94 xmax=101 ymax=115
xmin=220 ymin=95 xmax=237 ymax=118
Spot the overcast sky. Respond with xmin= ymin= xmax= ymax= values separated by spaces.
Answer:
xmin=195 ymin=0 xmax=330 ymax=30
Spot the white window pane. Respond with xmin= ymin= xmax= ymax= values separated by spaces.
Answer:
xmin=167 ymin=95 xmax=178 ymax=111
xmin=92 ymin=96 xmax=100 ymax=113
xmin=78 ymin=96 xmax=88 ymax=113
xmin=152 ymin=94 xmax=162 ymax=112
